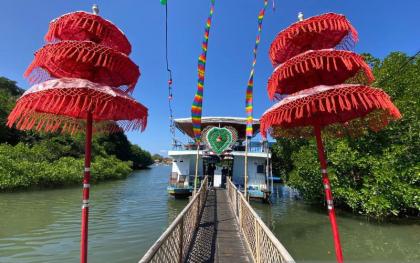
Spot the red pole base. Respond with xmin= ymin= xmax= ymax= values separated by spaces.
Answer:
xmin=322 ymin=175 xmax=344 ymax=263
xmin=81 ymin=206 xmax=89 ymax=263
xmin=81 ymin=113 xmax=93 ymax=263
xmin=315 ymin=126 xmax=344 ymax=263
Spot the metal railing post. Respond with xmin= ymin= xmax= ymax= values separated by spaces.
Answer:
xmin=196 ymin=192 xmax=201 ymax=228
xmin=236 ymin=189 xmax=239 ymax=217
xmin=223 ymin=178 xmax=296 ymax=263
xmin=255 ymin=218 xmax=260 ymax=263
xmin=239 ymin=195 xmax=243 ymax=229
xmin=179 ymin=216 xmax=184 ymax=263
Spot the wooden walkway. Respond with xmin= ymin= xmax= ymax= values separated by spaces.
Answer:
xmin=185 ymin=188 xmax=253 ymax=263
xmin=139 ymin=178 xmax=294 ymax=263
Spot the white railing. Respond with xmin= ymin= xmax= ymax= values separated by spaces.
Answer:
xmin=139 ymin=177 xmax=208 ymax=263
xmin=227 ymin=178 xmax=295 ymax=263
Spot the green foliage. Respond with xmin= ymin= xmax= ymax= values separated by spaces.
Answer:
xmin=94 ymin=132 xmax=153 ymax=169
xmin=129 ymin=144 xmax=153 ymax=169
xmin=271 ymin=137 xmax=307 ymax=182
xmin=272 ymin=52 xmax=420 ymax=218
xmin=0 ymin=77 xmax=25 ymax=144
xmin=0 ymin=143 xmax=132 ymax=190
xmin=0 ymin=76 xmax=153 ymax=191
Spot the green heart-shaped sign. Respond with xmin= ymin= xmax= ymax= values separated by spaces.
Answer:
xmin=205 ymin=127 xmax=233 ymax=155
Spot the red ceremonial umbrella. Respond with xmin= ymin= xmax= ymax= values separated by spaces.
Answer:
xmin=7 ymin=79 xmax=148 ymax=263
xmin=24 ymin=41 xmax=140 ymax=93
xmin=8 ymin=78 xmax=147 ymax=133
xmin=45 ymin=11 xmax=132 ymax=55
xmin=260 ymin=84 xmax=401 ymax=263
xmin=262 ymin=12 xmax=401 ymax=263
xmin=7 ymin=6 xmax=147 ymax=263
xmin=269 ymin=13 xmax=358 ymax=65
xmin=267 ymin=49 xmax=374 ymax=99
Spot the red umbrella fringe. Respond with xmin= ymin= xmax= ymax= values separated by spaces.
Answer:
xmin=268 ymin=50 xmax=375 ymax=99
xmin=269 ymin=13 xmax=358 ymax=65
xmin=271 ymin=66 xmax=374 ymax=101
xmin=45 ymin=11 xmax=131 ymax=55
xmin=8 ymin=112 xmax=125 ymax=135
xmin=24 ymin=41 xmax=139 ymax=93
xmin=7 ymin=90 xmax=147 ymax=133
xmin=8 ymin=112 xmax=145 ymax=135
xmin=261 ymin=85 xmax=401 ymax=138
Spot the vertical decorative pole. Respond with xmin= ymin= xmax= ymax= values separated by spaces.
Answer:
xmin=81 ymin=7 xmax=98 ymax=262
xmin=270 ymin=156 xmax=274 ymax=193
xmin=193 ymin=144 xmax=200 ymax=196
xmin=191 ymin=0 xmax=215 ymax=195
xmin=265 ymin=140 xmax=270 ymax=193
xmin=244 ymin=0 xmax=268 ymax=201
xmin=314 ymin=126 xmax=344 ymax=263
xmin=244 ymin=137 xmax=249 ymax=200
xmin=81 ymin=112 xmax=93 ymax=263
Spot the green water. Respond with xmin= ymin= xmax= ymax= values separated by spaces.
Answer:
xmin=0 ymin=166 xmax=187 ymax=263
xmin=0 ymin=166 xmax=419 ymax=262
xmin=253 ymin=186 xmax=420 ymax=263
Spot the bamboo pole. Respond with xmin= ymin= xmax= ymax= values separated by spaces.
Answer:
xmin=270 ymin=158 xmax=274 ymax=193
xmin=193 ymin=143 xmax=200 ymax=196
xmin=81 ymin=112 xmax=93 ymax=263
xmin=244 ymin=136 xmax=249 ymax=200
xmin=314 ymin=126 xmax=344 ymax=263
xmin=265 ymin=140 xmax=270 ymax=193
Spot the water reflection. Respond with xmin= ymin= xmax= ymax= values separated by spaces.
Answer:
xmin=0 ymin=168 xmax=419 ymax=262
xmin=252 ymin=184 xmax=420 ymax=263
xmin=0 ymin=166 xmax=185 ymax=263
xmin=167 ymin=198 xmax=188 ymax=223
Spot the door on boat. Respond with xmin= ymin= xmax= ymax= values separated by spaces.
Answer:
xmin=220 ymin=157 xmax=233 ymax=188
xmin=203 ymin=155 xmax=233 ymax=188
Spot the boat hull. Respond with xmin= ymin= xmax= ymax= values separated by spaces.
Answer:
xmin=167 ymin=186 xmax=192 ymax=198
xmin=247 ymin=189 xmax=272 ymax=203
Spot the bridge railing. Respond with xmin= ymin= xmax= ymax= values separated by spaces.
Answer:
xmin=139 ymin=176 xmax=208 ymax=263
xmin=227 ymin=178 xmax=295 ymax=263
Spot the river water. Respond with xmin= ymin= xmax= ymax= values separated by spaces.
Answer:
xmin=0 ymin=166 xmax=419 ymax=262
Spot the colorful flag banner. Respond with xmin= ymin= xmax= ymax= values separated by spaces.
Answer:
xmin=191 ymin=0 xmax=215 ymax=142
xmin=245 ymin=0 xmax=268 ymax=138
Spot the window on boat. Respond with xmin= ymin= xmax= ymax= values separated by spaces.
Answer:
xmin=257 ymin=164 xmax=265 ymax=174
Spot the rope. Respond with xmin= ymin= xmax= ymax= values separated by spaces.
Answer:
xmin=376 ymin=50 xmax=420 ymax=87
xmin=164 ymin=1 xmax=176 ymax=144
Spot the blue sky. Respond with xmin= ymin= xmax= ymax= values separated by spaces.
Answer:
xmin=1 ymin=0 xmax=419 ymax=155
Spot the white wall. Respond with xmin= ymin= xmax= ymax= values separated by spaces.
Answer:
xmin=232 ymin=156 xmax=267 ymax=188
xmin=172 ymin=155 xmax=203 ymax=176
xmin=172 ymin=156 xmax=191 ymax=176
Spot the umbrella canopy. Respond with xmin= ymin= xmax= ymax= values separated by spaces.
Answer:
xmin=261 ymin=84 xmax=401 ymax=138
xmin=8 ymin=78 xmax=148 ymax=133
xmin=24 ymin=41 xmax=140 ymax=93
xmin=262 ymin=11 xmax=400 ymax=263
xmin=10 ymin=6 xmax=145 ymax=263
xmin=267 ymin=49 xmax=374 ymax=99
xmin=269 ymin=13 xmax=358 ymax=65
xmin=45 ymin=11 xmax=132 ymax=55
xmin=260 ymin=84 xmax=401 ymax=263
